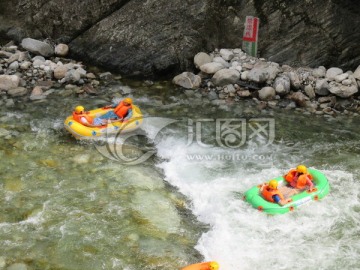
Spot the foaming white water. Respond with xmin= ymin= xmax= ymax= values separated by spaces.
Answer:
xmin=156 ymin=135 xmax=360 ymax=270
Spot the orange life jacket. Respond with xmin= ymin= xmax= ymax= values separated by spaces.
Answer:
xmin=285 ymin=169 xmax=297 ymax=182
xmin=284 ymin=169 xmax=313 ymax=189
xmin=114 ymin=101 xmax=132 ymax=119
xmin=296 ymin=174 xmax=313 ymax=189
xmin=72 ymin=112 xmax=94 ymax=125
xmin=261 ymin=186 xmax=284 ymax=203
xmin=181 ymin=262 xmax=213 ymax=270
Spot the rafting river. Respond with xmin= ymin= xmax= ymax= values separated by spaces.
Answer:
xmin=0 ymin=79 xmax=359 ymax=270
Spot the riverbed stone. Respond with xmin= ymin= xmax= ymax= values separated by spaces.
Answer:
xmin=258 ymin=86 xmax=276 ymax=100
xmin=199 ymin=62 xmax=224 ymax=74
xmin=353 ymin=65 xmax=360 ymax=80
xmin=312 ymin=66 xmax=326 ymax=78
xmin=315 ymin=79 xmax=330 ymax=96
xmin=8 ymin=61 xmax=19 ymax=70
xmin=219 ymin=49 xmax=234 ymax=61
xmin=194 ymin=52 xmax=211 ymax=69
xmin=334 ymin=73 xmax=349 ymax=82
xmin=273 ymin=75 xmax=290 ymax=95
xmin=286 ymin=71 xmax=301 ymax=89
xmin=326 ymin=67 xmax=343 ymax=81
xmin=247 ymin=62 xmax=281 ymax=83
xmin=328 ymin=81 xmax=358 ymax=98
xmin=20 ymin=61 xmax=32 ymax=70
xmin=0 ymin=75 xmax=20 ymax=90
xmin=213 ymin=56 xmax=230 ymax=68
xmin=54 ymin=43 xmax=69 ymax=56
xmin=7 ymin=87 xmax=28 ymax=97
xmin=304 ymin=84 xmax=316 ymax=99
xmin=53 ymin=65 xmax=69 ymax=79
xmin=172 ymin=72 xmax=201 ymax=89
xmin=290 ymin=91 xmax=308 ymax=107
xmin=21 ymin=38 xmax=54 ymax=57
xmin=212 ymin=69 xmax=240 ymax=86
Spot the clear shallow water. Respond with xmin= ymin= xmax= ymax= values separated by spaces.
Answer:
xmin=0 ymin=80 xmax=359 ymax=269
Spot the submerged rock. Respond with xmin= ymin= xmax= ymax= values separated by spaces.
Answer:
xmin=172 ymin=72 xmax=201 ymax=89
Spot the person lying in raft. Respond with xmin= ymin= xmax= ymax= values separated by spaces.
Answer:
xmin=181 ymin=261 xmax=219 ymax=270
xmin=284 ymin=165 xmax=315 ymax=193
xmin=261 ymin=180 xmax=291 ymax=206
xmin=96 ymin=97 xmax=133 ymax=124
xmin=72 ymin=105 xmax=103 ymax=127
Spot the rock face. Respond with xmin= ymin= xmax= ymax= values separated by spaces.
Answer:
xmin=1 ymin=0 xmax=360 ymax=78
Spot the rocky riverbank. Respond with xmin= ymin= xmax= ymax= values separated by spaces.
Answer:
xmin=0 ymin=38 xmax=123 ymax=107
xmin=2 ymin=37 xmax=360 ymax=118
xmin=173 ymin=48 xmax=360 ymax=117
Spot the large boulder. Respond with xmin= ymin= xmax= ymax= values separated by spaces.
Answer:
xmin=1 ymin=0 xmax=360 ymax=77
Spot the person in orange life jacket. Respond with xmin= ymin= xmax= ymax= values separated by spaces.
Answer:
xmin=284 ymin=164 xmax=314 ymax=191
xmin=261 ymin=180 xmax=291 ymax=206
xmin=72 ymin=106 xmax=103 ymax=127
xmin=181 ymin=261 xmax=219 ymax=270
xmin=98 ymin=97 xmax=133 ymax=124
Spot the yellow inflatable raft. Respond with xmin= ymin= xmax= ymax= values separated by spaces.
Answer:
xmin=64 ymin=105 xmax=143 ymax=139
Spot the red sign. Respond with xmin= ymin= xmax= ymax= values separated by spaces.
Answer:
xmin=242 ymin=16 xmax=259 ymax=42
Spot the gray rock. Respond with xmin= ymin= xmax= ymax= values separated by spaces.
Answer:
xmin=32 ymin=56 xmax=46 ymax=62
xmin=194 ymin=52 xmax=211 ymax=69
xmin=8 ymin=61 xmax=19 ymax=70
xmin=328 ymin=81 xmax=358 ymax=98
xmin=172 ymin=72 xmax=201 ymax=89
xmin=0 ymin=75 xmax=20 ymax=90
xmin=353 ymin=65 xmax=360 ymax=80
xmin=20 ymin=61 xmax=32 ymax=70
xmin=208 ymin=90 xmax=218 ymax=100
xmin=21 ymin=38 xmax=54 ymax=57
xmin=315 ymin=79 xmax=330 ymax=96
xmin=223 ymin=84 xmax=236 ymax=94
xmin=304 ymin=84 xmax=316 ymax=99
xmin=7 ymin=87 xmax=28 ymax=97
xmin=237 ymin=90 xmax=251 ymax=97
xmin=212 ymin=69 xmax=240 ymax=86
xmin=29 ymin=86 xmax=45 ymax=100
xmin=258 ymin=86 xmax=276 ymax=100
xmin=342 ymin=79 xmax=353 ymax=86
xmin=76 ymin=67 xmax=87 ymax=78
xmin=200 ymin=62 xmax=224 ymax=74
xmin=213 ymin=57 xmax=230 ymax=68
xmin=286 ymin=71 xmax=301 ymax=89
xmin=312 ymin=66 xmax=326 ymax=78
xmin=326 ymin=67 xmax=343 ymax=81
xmin=334 ymin=73 xmax=348 ymax=82
xmin=290 ymin=91 xmax=308 ymax=107
xmin=273 ymin=75 xmax=290 ymax=95
xmin=219 ymin=49 xmax=234 ymax=61
xmin=247 ymin=62 xmax=281 ymax=83
xmin=65 ymin=69 xmax=81 ymax=83
xmin=240 ymin=70 xmax=249 ymax=80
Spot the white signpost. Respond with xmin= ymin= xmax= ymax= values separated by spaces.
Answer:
xmin=242 ymin=16 xmax=260 ymax=57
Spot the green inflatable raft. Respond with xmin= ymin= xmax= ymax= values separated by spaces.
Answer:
xmin=244 ymin=169 xmax=330 ymax=214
